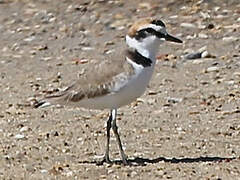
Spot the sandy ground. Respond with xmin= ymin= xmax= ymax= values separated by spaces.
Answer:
xmin=0 ymin=0 xmax=240 ymax=179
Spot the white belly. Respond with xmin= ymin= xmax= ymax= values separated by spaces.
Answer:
xmin=77 ymin=66 xmax=154 ymax=109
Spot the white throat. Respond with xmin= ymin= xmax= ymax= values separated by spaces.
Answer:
xmin=126 ymin=35 xmax=162 ymax=62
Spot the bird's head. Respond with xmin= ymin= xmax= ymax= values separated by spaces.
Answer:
xmin=126 ymin=18 xmax=182 ymax=58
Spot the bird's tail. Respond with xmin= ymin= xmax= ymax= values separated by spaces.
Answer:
xmin=34 ymin=100 xmax=51 ymax=108
xmin=33 ymin=84 xmax=75 ymax=108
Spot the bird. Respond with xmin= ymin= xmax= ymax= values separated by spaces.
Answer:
xmin=35 ymin=17 xmax=182 ymax=165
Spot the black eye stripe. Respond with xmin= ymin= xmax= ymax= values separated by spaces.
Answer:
xmin=151 ymin=20 xmax=166 ymax=27
xmin=135 ymin=28 xmax=165 ymax=40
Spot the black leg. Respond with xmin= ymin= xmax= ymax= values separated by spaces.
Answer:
xmin=111 ymin=109 xmax=128 ymax=165
xmin=103 ymin=110 xmax=112 ymax=163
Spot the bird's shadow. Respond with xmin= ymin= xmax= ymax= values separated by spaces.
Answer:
xmin=79 ymin=156 xmax=236 ymax=166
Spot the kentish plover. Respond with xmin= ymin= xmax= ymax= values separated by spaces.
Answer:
xmin=35 ymin=18 xmax=182 ymax=165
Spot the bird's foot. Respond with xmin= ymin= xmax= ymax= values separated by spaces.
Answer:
xmin=96 ymin=155 xmax=112 ymax=166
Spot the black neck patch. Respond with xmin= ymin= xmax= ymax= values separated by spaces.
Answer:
xmin=126 ymin=49 xmax=152 ymax=67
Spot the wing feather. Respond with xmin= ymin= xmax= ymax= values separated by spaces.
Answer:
xmin=35 ymin=48 xmax=136 ymax=107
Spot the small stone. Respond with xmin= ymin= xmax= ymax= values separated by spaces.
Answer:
xmin=20 ymin=126 xmax=28 ymax=132
xmin=81 ymin=47 xmax=95 ymax=51
xmin=40 ymin=169 xmax=48 ymax=173
xmin=114 ymin=13 xmax=124 ymax=20
xmin=131 ymin=171 xmax=138 ymax=177
xmin=41 ymin=57 xmax=52 ymax=61
xmin=136 ymin=98 xmax=145 ymax=103
xmin=147 ymin=98 xmax=156 ymax=105
xmin=233 ymin=72 xmax=240 ymax=77
xmin=176 ymin=127 xmax=183 ymax=131
xmin=72 ymin=58 xmax=88 ymax=64
xmin=186 ymin=35 xmax=197 ymax=40
xmin=157 ymin=170 xmax=165 ymax=176
xmin=167 ymin=97 xmax=183 ymax=104
xmin=198 ymin=33 xmax=208 ymax=39
xmin=185 ymin=52 xmax=202 ymax=60
xmin=205 ymin=66 xmax=220 ymax=73
xmin=207 ymin=23 xmax=215 ymax=29
xmin=201 ymin=51 xmax=210 ymax=58
xmin=15 ymin=134 xmax=25 ymax=139
xmin=36 ymin=44 xmax=48 ymax=51
xmin=59 ymin=24 xmax=68 ymax=32
xmin=169 ymin=15 xmax=178 ymax=19
xmin=180 ymin=23 xmax=196 ymax=28
xmin=198 ymin=46 xmax=207 ymax=53
xmin=192 ymin=59 xmax=206 ymax=64
xmin=142 ymin=128 xmax=150 ymax=133
xmin=105 ymin=41 xmax=115 ymax=46
xmin=223 ymin=36 xmax=238 ymax=42
xmin=138 ymin=2 xmax=151 ymax=10
xmin=183 ymin=48 xmax=194 ymax=54
xmin=24 ymin=36 xmax=36 ymax=42
xmin=6 ymin=106 xmax=17 ymax=114
xmin=64 ymin=170 xmax=73 ymax=177
xmin=225 ymin=81 xmax=235 ymax=85
xmin=148 ymin=90 xmax=159 ymax=95
xmin=2 ymin=46 xmax=8 ymax=52
xmin=200 ymin=12 xmax=210 ymax=19
xmin=110 ymin=20 xmax=127 ymax=30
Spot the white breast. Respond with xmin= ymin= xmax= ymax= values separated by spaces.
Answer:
xmin=77 ymin=58 xmax=155 ymax=109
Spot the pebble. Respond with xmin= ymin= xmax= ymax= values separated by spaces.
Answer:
xmin=81 ymin=47 xmax=95 ymax=51
xmin=157 ymin=170 xmax=165 ymax=176
xmin=184 ymin=46 xmax=215 ymax=60
xmin=40 ymin=57 xmax=52 ymax=61
xmin=186 ymin=34 xmax=197 ymax=40
xmin=64 ymin=170 xmax=73 ymax=177
xmin=169 ymin=15 xmax=178 ymax=19
xmin=225 ymin=80 xmax=235 ymax=85
xmin=138 ymin=2 xmax=151 ymax=10
xmin=180 ymin=23 xmax=196 ymax=28
xmin=148 ymin=90 xmax=159 ymax=95
xmin=205 ymin=66 xmax=220 ymax=73
xmin=185 ymin=52 xmax=202 ymax=60
xmin=201 ymin=50 xmax=210 ymax=58
xmin=40 ymin=169 xmax=48 ymax=173
xmin=167 ymin=97 xmax=183 ymax=104
xmin=147 ymin=98 xmax=156 ymax=105
xmin=20 ymin=126 xmax=28 ymax=132
xmin=23 ymin=36 xmax=36 ymax=42
xmin=233 ymin=72 xmax=240 ymax=77
xmin=15 ymin=134 xmax=25 ymax=139
xmin=198 ymin=33 xmax=208 ymax=39
xmin=200 ymin=12 xmax=210 ymax=19
xmin=130 ymin=171 xmax=138 ymax=177
xmin=5 ymin=106 xmax=15 ymax=114
xmin=176 ymin=127 xmax=183 ymax=131
xmin=183 ymin=48 xmax=195 ymax=54
xmin=72 ymin=58 xmax=88 ymax=64
xmin=198 ymin=46 xmax=207 ymax=53
xmin=223 ymin=36 xmax=239 ymax=42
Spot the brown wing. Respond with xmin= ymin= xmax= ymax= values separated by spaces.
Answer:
xmin=39 ymin=47 xmax=135 ymax=106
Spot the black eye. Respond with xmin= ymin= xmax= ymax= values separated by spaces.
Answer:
xmin=151 ymin=20 xmax=166 ymax=27
xmin=135 ymin=28 xmax=157 ymax=40
xmin=135 ymin=29 xmax=148 ymax=40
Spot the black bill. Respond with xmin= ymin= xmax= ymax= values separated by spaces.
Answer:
xmin=165 ymin=33 xmax=183 ymax=43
